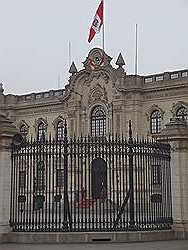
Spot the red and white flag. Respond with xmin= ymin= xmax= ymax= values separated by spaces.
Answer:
xmin=88 ymin=0 xmax=103 ymax=43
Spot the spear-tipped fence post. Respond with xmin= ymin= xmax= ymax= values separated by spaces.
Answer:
xmin=128 ymin=120 xmax=135 ymax=228
xmin=62 ymin=119 xmax=69 ymax=230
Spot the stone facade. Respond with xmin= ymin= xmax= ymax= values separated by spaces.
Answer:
xmin=0 ymin=113 xmax=18 ymax=238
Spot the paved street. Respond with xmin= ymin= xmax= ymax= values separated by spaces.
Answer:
xmin=0 ymin=241 xmax=188 ymax=250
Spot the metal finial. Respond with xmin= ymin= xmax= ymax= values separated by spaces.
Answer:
xmin=69 ymin=61 xmax=77 ymax=75
xmin=116 ymin=53 xmax=125 ymax=67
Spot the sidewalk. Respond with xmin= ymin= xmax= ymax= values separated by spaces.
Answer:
xmin=0 ymin=240 xmax=188 ymax=250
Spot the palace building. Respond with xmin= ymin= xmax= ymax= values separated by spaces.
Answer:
xmin=0 ymin=48 xmax=188 ymax=240
xmin=0 ymin=47 xmax=187 ymax=140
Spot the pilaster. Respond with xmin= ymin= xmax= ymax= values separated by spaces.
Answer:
xmin=157 ymin=118 xmax=188 ymax=234
xmin=0 ymin=111 xmax=17 ymax=240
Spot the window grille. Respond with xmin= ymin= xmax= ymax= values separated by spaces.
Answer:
xmin=56 ymin=121 xmax=64 ymax=141
xmin=20 ymin=125 xmax=28 ymax=138
xmin=176 ymin=107 xmax=187 ymax=121
xmin=91 ymin=105 xmax=106 ymax=137
xmin=36 ymin=162 xmax=45 ymax=192
xmin=150 ymin=110 xmax=162 ymax=134
xmin=19 ymin=171 xmax=26 ymax=189
xmin=151 ymin=165 xmax=162 ymax=186
xmin=56 ymin=169 xmax=64 ymax=188
xmin=37 ymin=122 xmax=45 ymax=141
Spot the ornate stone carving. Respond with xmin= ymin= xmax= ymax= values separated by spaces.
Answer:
xmin=88 ymin=84 xmax=108 ymax=105
xmin=84 ymin=70 xmax=110 ymax=86
xmin=83 ymin=48 xmax=112 ymax=71
xmin=171 ymin=101 xmax=188 ymax=117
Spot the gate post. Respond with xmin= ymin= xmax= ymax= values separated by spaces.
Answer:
xmin=157 ymin=118 xmax=188 ymax=238
xmin=128 ymin=120 xmax=135 ymax=228
xmin=0 ymin=110 xmax=17 ymax=241
xmin=62 ymin=120 xmax=70 ymax=230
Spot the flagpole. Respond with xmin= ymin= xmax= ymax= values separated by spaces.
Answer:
xmin=68 ymin=41 xmax=72 ymax=67
xmin=135 ymin=24 xmax=138 ymax=75
xmin=102 ymin=0 xmax=105 ymax=51
xmin=58 ymin=74 xmax=60 ymax=89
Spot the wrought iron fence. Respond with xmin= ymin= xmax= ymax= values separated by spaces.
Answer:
xmin=10 ymin=121 xmax=172 ymax=232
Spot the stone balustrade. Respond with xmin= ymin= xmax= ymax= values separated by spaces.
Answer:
xmin=144 ymin=69 xmax=188 ymax=84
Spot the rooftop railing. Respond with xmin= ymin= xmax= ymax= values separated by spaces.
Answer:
xmin=18 ymin=89 xmax=66 ymax=102
xmin=144 ymin=69 xmax=188 ymax=84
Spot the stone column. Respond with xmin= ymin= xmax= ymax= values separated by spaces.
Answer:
xmin=0 ymin=112 xmax=17 ymax=240
xmin=157 ymin=118 xmax=188 ymax=235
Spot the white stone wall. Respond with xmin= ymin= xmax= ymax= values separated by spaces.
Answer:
xmin=158 ymin=120 xmax=188 ymax=230
xmin=0 ymin=148 xmax=12 ymax=233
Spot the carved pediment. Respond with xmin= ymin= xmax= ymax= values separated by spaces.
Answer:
xmin=83 ymin=48 xmax=112 ymax=71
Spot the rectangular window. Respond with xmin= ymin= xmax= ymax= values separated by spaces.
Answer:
xmin=25 ymin=95 xmax=31 ymax=100
xmin=37 ymin=173 xmax=45 ymax=191
xmin=36 ymin=163 xmax=45 ymax=191
xmin=170 ymin=73 xmax=179 ymax=79
xmin=144 ymin=77 xmax=153 ymax=83
xmin=182 ymin=72 xmax=188 ymax=78
xmin=36 ymin=94 xmax=42 ymax=99
xmin=19 ymin=171 xmax=26 ymax=189
xmin=151 ymin=165 xmax=162 ymax=186
xmin=43 ymin=93 xmax=49 ymax=98
xmin=54 ymin=91 xmax=62 ymax=96
xmin=155 ymin=75 xmax=164 ymax=81
xmin=56 ymin=169 xmax=64 ymax=188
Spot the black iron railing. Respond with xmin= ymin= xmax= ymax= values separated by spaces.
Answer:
xmin=10 ymin=121 xmax=172 ymax=232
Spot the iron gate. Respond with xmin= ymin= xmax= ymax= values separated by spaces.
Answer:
xmin=10 ymin=121 xmax=173 ymax=232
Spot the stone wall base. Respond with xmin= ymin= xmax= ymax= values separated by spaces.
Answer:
xmin=172 ymin=222 xmax=188 ymax=240
xmin=173 ymin=221 xmax=188 ymax=231
xmin=0 ymin=230 xmax=188 ymax=244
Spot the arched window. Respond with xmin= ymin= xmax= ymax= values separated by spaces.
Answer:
xmin=91 ymin=105 xmax=106 ymax=137
xmin=37 ymin=122 xmax=45 ymax=141
xmin=56 ymin=120 xmax=64 ymax=141
xmin=20 ymin=124 xmax=28 ymax=138
xmin=176 ymin=107 xmax=187 ymax=121
xmin=150 ymin=110 xmax=162 ymax=134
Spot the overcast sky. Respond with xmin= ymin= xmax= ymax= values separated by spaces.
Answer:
xmin=0 ymin=0 xmax=187 ymax=95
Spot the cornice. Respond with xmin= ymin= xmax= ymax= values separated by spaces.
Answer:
xmin=117 ymin=82 xmax=188 ymax=95
xmin=12 ymin=100 xmax=62 ymax=111
xmin=144 ymin=84 xmax=188 ymax=94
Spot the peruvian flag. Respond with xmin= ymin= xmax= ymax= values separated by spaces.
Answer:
xmin=88 ymin=0 xmax=103 ymax=43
